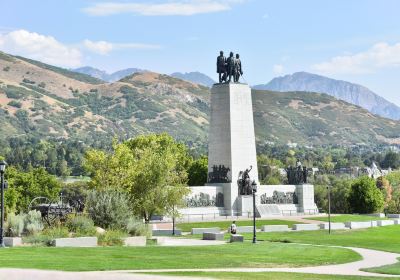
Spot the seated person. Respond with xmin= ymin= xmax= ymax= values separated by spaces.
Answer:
xmin=230 ymin=221 xmax=237 ymax=234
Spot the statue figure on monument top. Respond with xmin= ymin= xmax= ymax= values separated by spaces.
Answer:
xmin=226 ymin=52 xmax=235 ymax=83
xmin=216 ymin=51 xmax=244 ymax=84
xmin=233 ymin=53 xmax=243 ymax=83
xmin=216 ymin=51 xmax=227 ymax=83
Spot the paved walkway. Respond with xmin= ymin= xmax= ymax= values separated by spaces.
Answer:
xmin=0 ymin=269 xmax=212 ymax=280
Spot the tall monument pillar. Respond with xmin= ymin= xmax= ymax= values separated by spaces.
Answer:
xmin=208 ymin=83 xmax=259 ymax=214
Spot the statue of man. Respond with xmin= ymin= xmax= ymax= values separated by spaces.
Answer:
xmin=234 ymin=53 xmax=243 ymax=82
xmin=242 ymin=165 xmax=252 ymax=195
xmin=216 ymin=51 xmax=227 ymax=83
xmin=226 ymin=52 xmax=235 ymax=83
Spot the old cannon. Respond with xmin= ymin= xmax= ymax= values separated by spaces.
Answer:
xmin=28 ymin=194 xmax=84 ymax=226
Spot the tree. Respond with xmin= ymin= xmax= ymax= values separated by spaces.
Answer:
xmin=5 ymin=166 xmax=62 ymax=213
xmin=348 ymin=176 xmax=384 ymax=214
xmin=376 ymin=176 xmax=392 ymax=208
xmin=381 ymin=151 xmax=400 ymax=169
xmin=330 ymin=177 xmax=352 ymax=214
xmin=84 ymin=133 xmax=191 ymax=222
xmin=124 ymin=134 xmax=191 ymax=222
xmin=187 ymin=155 xmax=208 ymax=186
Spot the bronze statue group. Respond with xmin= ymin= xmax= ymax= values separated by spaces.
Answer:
xmin=217 ymin=51 xmax=243 ymax=83
xmin=237 ymin=165 xmax=253 ymax=195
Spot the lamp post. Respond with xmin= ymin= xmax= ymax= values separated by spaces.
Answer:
xmin=172 ymin=204 xmax=175 ymax=236
xmin=251 ymin=180 xmax=257 ymax=244
xmin=327 ymin=185 xmax=331 ymax=235
xmin=0 ymin=160 xmax=7 ymax=248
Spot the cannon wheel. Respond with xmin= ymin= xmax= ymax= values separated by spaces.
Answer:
xmin=28 ymin=197 xmax=52 ymax=213
xmin=46 ymin=203 xmax=64 ymax=225
xmin=28 ymin=197 xmax=60 ymax=226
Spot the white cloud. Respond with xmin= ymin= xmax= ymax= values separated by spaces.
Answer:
xmin=83 ymin=39 xmax=113 ymax=55
xmin=273 ymin=64 xmax=284 ymax=75
xmin=82 ymin=0 xmax=243 ymax=16
xmin=0 ymin=29 xmax=82 ymax=67
xmin=312 ymin=42 xmax=400 ymax=75
xmin=83 ymin=39 xmax=161 ymax=55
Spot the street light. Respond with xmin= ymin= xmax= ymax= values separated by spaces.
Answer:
xmin=251 ymin=180 xmax=257 ymax=244
xmin=326 ymin=185 xmax=331 ymax=235
xmin=172 ymin=204 xmax=175 ymax=236
xmin=0 ymin=160 xmax=7 ymax=248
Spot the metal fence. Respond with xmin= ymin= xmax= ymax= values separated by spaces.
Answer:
xmin=175 ymin=208 xmax=319 ymax=223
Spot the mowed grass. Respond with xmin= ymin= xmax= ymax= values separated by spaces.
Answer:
xmin=154 ymin=271 xmax=400 ymax=280
xmin=306 ymin=214 xmax=388 ymax=223
xmin=364 ymin=261 xmax=400 ymax=275
xmin=242 ymin=225 xmax=400 ymax=253
xmin=177 ymin=219 xmax=301 ymax=232
xmin=0 ymin=242 xmax=359 ymax=271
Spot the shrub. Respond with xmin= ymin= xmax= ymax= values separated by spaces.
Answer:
xmin=24 ymin=210 xmax=44 ymax=235
xmin=86 ymin=189 xmax=131 ymax=229
xmin=5 ymin=213 xmax=25 ymax=237
xmin=23 ymin=226 xmax=69 ymax=246
xmin=42 ymin=226 xmax=69 ymax=246
xmin=8 ymin=100 xmax=22 ymax=108
xmin=66 ymin=215 xmax=96 ymax=236
xmin=348 ymin=176 xmax=384 ymax=214
xmin=22 ymin=78 xmax=35 ymax=84
xmin=3 ymin=66 xmax=10 ymax=71
xmin=38 ymin=82 xmax=46 ymax=88
xmin=98 ymin=229 xmax=127 ymax=246
xmin=125 ymin=217 xmax=150 ymax=237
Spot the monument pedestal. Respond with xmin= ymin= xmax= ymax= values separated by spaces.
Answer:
xmin=208 ymin=83 xmax=259 ymax=215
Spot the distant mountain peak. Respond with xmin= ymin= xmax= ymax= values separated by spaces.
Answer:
xmin=170 ymin=71 xmax=215 ymax=87
xmin=254 ymin=72 xmax=400 ymax=120
xmin=72 ymin=66 xmax=144 ymax=82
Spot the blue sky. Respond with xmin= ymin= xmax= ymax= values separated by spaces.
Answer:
xmin=1 ymin=0 xmax=400 ymax=105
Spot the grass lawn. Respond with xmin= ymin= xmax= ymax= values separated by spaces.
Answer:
xmin=364 ymin=261 xmax=400 ymax=275
xmin=242 ymin=225 xmax=400 ymax=254
xmin=0 ymin=242 xmax=359 ymax=271
xmin=177 ymin=219 xmax=302 ymax=232
xmin=153 ymin=271 xmax=400 ymax=280
xmin=306 ymin=214 xmax=388 ymax=223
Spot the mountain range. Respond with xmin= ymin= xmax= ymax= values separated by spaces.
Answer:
xmin=170 ymin=72 xmax=215 ymax=87
xmin=74 ymin=67 xmax=400 ymax=121
xmin=73 ymin=66 xmax=144 ymax=82
xmin=1 ymin=51 xmax=400 ymax=149
xmin=254 ymin=72 xmax=400 ymax=120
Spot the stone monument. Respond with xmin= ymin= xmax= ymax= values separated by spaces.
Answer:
xmin=206 ymin=53 xmax=258 ymax=214
xmin=178 ymin=51 xmax=318 ymax=219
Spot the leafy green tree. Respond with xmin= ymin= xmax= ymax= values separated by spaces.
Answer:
xmin=124 ymin=134 xmax=191 ymax=222
xmin=5 ymin=166 xmax=62 ymax=213
xmin=187 ymin=155 xmax=208 ymax=186
xmin=84 ymin=133 xmax=191 ymax=222
xmin=376 ymin=176 xmax=392 ymax=208
xmin=381 ymin=151 xmax=400 ymax=169
xmin=348 ymin=176 xmax=384 ymax=214
xmin=386 ymin=171 xmax=400 ymax=188
xmin=330 ymin=177 xmax=352 ymax=214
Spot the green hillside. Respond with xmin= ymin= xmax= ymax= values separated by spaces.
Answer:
xmin=1 ymin=52 xmax=400 ymax=151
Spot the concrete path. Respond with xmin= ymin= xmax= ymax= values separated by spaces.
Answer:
xmin=112 ymin=246 xmax=400 ymax=278
xmin=0 ymin=269 xmax=212 ymax=280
